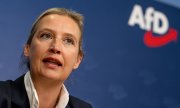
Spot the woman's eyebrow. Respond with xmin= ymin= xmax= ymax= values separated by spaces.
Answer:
xmin=38 ymin=28 xmax=54 ymax=33
xmin=38 ymin=28 xmax=78 ymax=41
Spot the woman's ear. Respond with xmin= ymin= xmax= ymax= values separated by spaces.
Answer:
xmin=73 ymin=54 xmax=83 ymax=69
xmin=24 ymin=44 xmax=30 ymax=57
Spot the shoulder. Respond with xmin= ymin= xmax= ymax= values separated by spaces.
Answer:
xmin=0 ymin=80 xmax=13 ymax=98
xmin=0 ymin=80 xmax=13 ymax=107
xmin=68 ymin=95 xmax=93 ymax=108
xmin=0 ymin=75 xmax=30 ymax=108
xmin=0 ymin=75 xmax=26 ymax=99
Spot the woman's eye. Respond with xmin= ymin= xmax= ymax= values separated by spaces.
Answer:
xmin=40 ymin=33 xmax=53 ymax=40
xmin=64 ymin=38 xmax=75 ymax=45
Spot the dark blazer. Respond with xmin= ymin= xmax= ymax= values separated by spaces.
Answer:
xmin=0 ymin=75 xmax=92 ymax=108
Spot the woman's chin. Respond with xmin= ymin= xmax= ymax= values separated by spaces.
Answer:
xmin=41 ymin=70 xmax=66 ymax=82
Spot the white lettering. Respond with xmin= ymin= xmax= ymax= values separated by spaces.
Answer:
xmin=128 ymin=4 xmax=145 ymax=30
xmin=153 ymin=11 xmax=169 ymax=34
xmin=145 ymin=7 xmax=154 ymax=31
xmin=128 ymin=4 xmax=169 ymax=35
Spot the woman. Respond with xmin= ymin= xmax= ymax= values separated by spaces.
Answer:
xmin=0 ymin=8 xmax=92 ymax=108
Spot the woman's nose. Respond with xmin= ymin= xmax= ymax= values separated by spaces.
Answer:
xmin=49 ymin=41 xmax=61 ymax=54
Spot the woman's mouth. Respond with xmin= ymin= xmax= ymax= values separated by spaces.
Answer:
xmin=42 ymin=57 xmax=62 ymax=69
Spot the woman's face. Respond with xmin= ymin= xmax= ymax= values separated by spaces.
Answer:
xmin=24 ymin=14 xmax=82 ymax=82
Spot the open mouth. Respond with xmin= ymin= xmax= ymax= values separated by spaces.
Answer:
xmin=42 ymin=57 xmax=62 ymax=67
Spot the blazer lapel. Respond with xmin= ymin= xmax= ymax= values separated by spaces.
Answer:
xmin=11 ymin=75 xmax=30 ymax=108
xmin=66 ymin=104 xmax=71 ymax=108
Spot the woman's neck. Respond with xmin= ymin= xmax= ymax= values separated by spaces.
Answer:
xmin=31 ymin=75 xmax=62 ymax=108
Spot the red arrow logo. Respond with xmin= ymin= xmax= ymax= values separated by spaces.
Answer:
xmin=143 ymin=28 xmax=178 ymax=48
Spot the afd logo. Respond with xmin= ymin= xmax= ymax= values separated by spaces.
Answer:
xmin=128 ymin=4 xmax=178 ymax=48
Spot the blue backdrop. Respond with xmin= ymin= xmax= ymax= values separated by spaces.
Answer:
xmin=0 ymin=0 xmax=179 ymax=108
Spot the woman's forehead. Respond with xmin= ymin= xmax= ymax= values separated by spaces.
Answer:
xmin=37 ymin=14 xmax=81 ymax=37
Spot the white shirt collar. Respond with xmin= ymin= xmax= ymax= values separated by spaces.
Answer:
xmin=24 ymin=72 xmax=69 ymax=108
